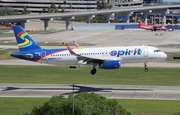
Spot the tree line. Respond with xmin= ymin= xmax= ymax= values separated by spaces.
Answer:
xmin=22 ymin=92 xmax=180 ymax=115
xmin=23 ymin=92 xmax=131 ymax=115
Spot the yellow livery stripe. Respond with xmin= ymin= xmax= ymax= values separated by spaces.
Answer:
xmin=18 ymin=38 xmax=30 ymax=46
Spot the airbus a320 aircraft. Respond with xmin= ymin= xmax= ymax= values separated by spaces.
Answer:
xmin=11 ymin=26 xmax=167 ymax=75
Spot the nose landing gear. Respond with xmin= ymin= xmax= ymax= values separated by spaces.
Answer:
xmin=144 ymin=62 xmax=148 ymax=72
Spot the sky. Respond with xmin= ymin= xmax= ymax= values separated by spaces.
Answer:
xmin=164 ymin=0 xmax=180 ymax=2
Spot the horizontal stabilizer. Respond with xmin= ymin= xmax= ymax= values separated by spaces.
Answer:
xmin=11 ymin=52 xmax=33 ymax=59
xmin=18 ymin=54 xmax=33 ymax=58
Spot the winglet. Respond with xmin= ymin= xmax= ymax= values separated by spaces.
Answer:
xmin=73 ymin=40 xmax=84 ymax=49
xmin=66 ymin=43 xmax=79 ymax=56
xmin=66 ymin=43 xmax=73 ymax=53
xmin=73 ymin=40 xmax=80 ymax=48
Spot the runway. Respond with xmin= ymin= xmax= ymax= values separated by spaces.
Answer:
xmin=0 ymin=84 xmax=180 ymax=100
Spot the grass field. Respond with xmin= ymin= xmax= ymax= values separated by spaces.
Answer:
xmin=0 ymin=98 xmax=180 ymax=115
xmin=119 ymin=99 xmax=180 ymax=115
xmin=0 ymin=65 xmax=180 ymax=86
xmin=166 ymin=54 xmax=180 ymax=63
xmin=0 ymin=98 xmax=48 ymax=115
xmin=0 ymin=50 xmax=18 ymax=59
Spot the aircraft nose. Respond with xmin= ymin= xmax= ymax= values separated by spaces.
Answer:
xmin=162 ymin=52 xmax=167 ymax=59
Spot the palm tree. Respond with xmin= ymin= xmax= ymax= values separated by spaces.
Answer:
xmin=42 ymin=7 xmax=46 ymax=13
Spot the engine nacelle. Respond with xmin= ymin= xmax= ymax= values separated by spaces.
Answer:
xmin=100 ymin=60 xmax=120 ymax=69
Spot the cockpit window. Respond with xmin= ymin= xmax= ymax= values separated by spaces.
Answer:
xmin=154 ymin=50 xmax=161 ymax=52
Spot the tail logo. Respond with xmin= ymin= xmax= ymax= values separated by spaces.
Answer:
xmin=17 ymin=30 xmax=33 ymax=48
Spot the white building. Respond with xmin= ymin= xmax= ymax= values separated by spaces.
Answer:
xmin=107 ymin=0 xmax=143 ymax=7
xmin=0 ymin=0 xmax=97 ymax=13
xmin=0 ymin=0 xmax=143 ymax=13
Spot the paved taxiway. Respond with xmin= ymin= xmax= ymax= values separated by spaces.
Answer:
xmin=1 ymin=84 xmax=180 ymax=100
xmin=1 ymin=30 xmax=180 ymax=47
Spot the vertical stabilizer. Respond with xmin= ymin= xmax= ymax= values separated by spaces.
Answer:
xmin=12 ymin=26 xmax=42 ymax=52
xmin=138 ymin=20 xmax=145 ymax=28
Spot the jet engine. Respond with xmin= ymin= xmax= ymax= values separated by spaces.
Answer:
xmin=99 ymin=60 xmax=120 ymax=69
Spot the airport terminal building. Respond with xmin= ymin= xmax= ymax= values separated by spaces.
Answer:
xmin=0 ymin=0 xmax=169 ymax=14
xmin=0 ymin=0 xmax=144 ymax=13
xmin=0 ymin=0 xmax=98 ymax=13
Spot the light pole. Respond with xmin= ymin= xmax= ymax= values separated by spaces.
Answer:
xmin=154 ymin=13 xmax=155 ymax=25
xmin=159 ymin=13 xmax=160 ymax=25
xmin=72 ymin=83 xmax=75 ymax=115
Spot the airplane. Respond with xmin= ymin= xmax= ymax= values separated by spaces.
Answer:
xmin=11 ymin=25 xmax=167 ymax=75
xmin=138 ymin=20 xmax=168 ymax=31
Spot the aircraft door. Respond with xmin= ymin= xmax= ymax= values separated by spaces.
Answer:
xmin=143 ymin=48 xmax=148 ymax=57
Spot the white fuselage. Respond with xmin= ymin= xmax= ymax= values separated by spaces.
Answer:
xmin=38 ymin=46 xmax=167 ymax=65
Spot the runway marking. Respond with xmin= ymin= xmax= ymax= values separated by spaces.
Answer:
xmin=1 ymin=84 xmax=180 ymax=100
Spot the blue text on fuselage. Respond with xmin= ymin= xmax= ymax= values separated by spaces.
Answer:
xmin=110 ymin=48 xmax=142 ymax=57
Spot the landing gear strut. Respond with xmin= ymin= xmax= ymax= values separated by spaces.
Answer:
xmin=90 ymin=63 xmax=97 ymax=75
xmin=144 ymin=62 xmax=148 ymax=72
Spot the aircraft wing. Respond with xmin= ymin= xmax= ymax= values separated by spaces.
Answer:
xmin=66 ymin=43 xmax=122 ymax=64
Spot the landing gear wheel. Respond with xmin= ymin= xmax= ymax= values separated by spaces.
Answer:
xmin=144 ymin=62 xmax=148 ymax=72
xmin=90 ymin=68 xmax=97 ymax=75
xmin=144 ymin=68 xmax=148 ymax=72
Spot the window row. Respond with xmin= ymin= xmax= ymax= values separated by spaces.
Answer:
xmin=51 ymin=52 xmax=108 ymax=56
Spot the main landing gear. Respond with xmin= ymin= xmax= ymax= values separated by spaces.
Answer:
xmin=90 ymin=63 xmax=97 ymax=75
xmin=144 ymin=62 xmax=148 ymax=72
xmin=91 ymin=68 xmax=97 ymax=75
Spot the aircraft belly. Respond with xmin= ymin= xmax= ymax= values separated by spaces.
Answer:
xmin=122 ymin=57 xmax=149 ymax=63
xmin=122 ymin=57 xmax=164 ymax=63
xmin=48 ymin=60 xmax=77 ymax=65
xmin=39 ymin=57 xmax=77 ymax=65
xmin=148 ymin=57 xmax=165 ymax=62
